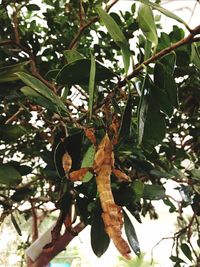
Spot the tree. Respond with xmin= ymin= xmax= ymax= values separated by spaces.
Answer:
xmin=0 ymin=0 xmax=200 ymax=266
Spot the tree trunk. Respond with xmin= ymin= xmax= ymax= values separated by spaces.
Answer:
xmin=26 ymin=222 xmax=86 ymax=267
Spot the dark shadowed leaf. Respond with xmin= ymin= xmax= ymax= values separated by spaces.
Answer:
xmin=0 ymin=164 xmax=22 ymax=186
xmin=11 ymin=214 xmax=22 ymax=236
xmin=138 ymin=77 xmax=166 ymax=150
xmin=143 ymin=184 xmax=165 ymax=200
xmin=154 ymin=62 xmax=178 ymax=109
xmin=119 ymin=94 xmax=132 ymax=140
xmin=56 ymin=59 xmax=116 ymax=85
xmin=181 ymin=243 xmax=192 ymax=261
xmin=0 ymin=125 xmax=28 ymax=142
xmin=26 ymin=4 xmax=40 ymax=11
xmin=123 ymin=209 xmax=141 ymax=256
xmin=91 ymin=211 xmax=110 ymax=257
xmin=8 ymin=161 xmax=32 ymax=176
xmin=89 ymin=55 xmax=96 ymax=119
xmin=11 ymin=187 xmax=35 ymax=202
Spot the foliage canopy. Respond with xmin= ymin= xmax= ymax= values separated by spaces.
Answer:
xmin=0 ymin=0 xmax=200 ymax=266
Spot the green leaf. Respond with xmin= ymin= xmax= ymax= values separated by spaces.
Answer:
xmin=81 ymin=145 xmax=96 ymax=182
xmin=45 ymin=69 xmax=60 ymax=81
xmin=21 ymin=86 xmax=63 ymax=115
xmin=190 ymin=168 xmax=200 ymax=181
xmin=121 ymin=43 xmax=131 ymax=74
xmin=26 ymin=4 xmax=40 ymax=11
xmin=89 ymin=55 xmax=96 ymax=119
xmin=123 ymin=209 xmax=141 ymax=256
xmin=138 ymin=4 xmax=158 ymax=45
xmin=91 ymin=211 xmax=110 ymax=257
xmin=136 ymin=0 xmax=189 ymax=29
xmin=97 ymin=7 xmax=131 ymax=73
xmin=138 ymin=76 xmax=166 ymax=149
xmin=181 ymin=243 xmax=192 ymax=261
xmin=0 ymin=61 xmax=29 ymax=83
xmin=8 ymin=161 xmax=32 ymax=176
xmin=151 ymin=82 xmax=174 ymax=117
xmin=154 ymin=61 xmax=178 ymax=109
xmin=11 ymin=214 xmax=22 ymax=236
xmin=11 ymin=187 xmax=35 ymax=202
xmin=119 ymin=94 xmax=132 ymax=140
xmin=63 ymin=50 xmax=84 ymax=63
xmin=137 ymin=76 xmax=148 ymax=145
xmin=132 ymin=180 xmax=144 ymax=201
xmin=0 ymin=164 xmax=22 ymax=186
xmin=191 ymin=43 xmax=200 ymax=70
xmin=0 ymin=124 xmax=28 ymax=142
xmin=16 ymin=72 xmax=67 ymax=115
xmin=143 ymin=184 xmax=165 ymax=200
xmin=170 ymin=255 xmax=185 ymax=264
xmin=56 ymin=59 xmax=116 ymax=85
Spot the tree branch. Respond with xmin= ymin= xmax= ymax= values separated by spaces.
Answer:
xmin=27 ymin=222 xmax=86 ymax=267
xmin=68 ymin=0 xmax=119 ymax=49
xmin=118 ymin=24 xmax=200 ymax=88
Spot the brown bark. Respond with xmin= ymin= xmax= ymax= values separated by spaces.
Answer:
xmin=26 ymin=222 xmax=85 ymax=267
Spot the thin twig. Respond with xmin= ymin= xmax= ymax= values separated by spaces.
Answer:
xmin=5 ymin=107 xmax=24 ymax=124
xmin=68 ymin=0 xmax=120 ymax=49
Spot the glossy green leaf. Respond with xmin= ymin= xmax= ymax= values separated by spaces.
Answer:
xmin=0 ymin=164 xmax=22 ymax=186
xmin=56 ymin=59 xmax=116 ymax=85
xmin=137 ymin=76 xmax=148 ymax=146
xmin=89 ymin=55 xmax=96 ymax=119
xmin=191 ymin=43 xmax=200 ymax=70
xmin=0 ymin=61 xmax=29 ymax=83
xmin=91 ymin=211 xmax=110 ymax=257
xmin=63 ymin=50 xmax=84 ymax=63
xmin=0 ymin=125 xmax=28 ymax=142
xmin=151 ymin=83 xmax=174 ymax=117
xmin=136 ymin=0 xmax=189 ymax=29
xmin=11 ymin=214 xmax=22 ymax=236
xmin=181 ymin=243 xmax=192 ymax=261
xmin=119 ymin=94 xmax=132 ymax=140
xmin=138 ymin=76 xmax=166 ymax=149
xmin=81 ymin=145 xmax=96 ymax=182
xmin=143 ymin=184 xmax=165 ymax=200
xmin=154 ymin=62 xmax=178 ymax=109
xmin=138 ymin=4 xmax=158 ymax=45
xmin=17 ymin=72 xmax=67 ymax=115
xmin=21 ymin=86 xmax=63 ymax=115
xmin=97 ymin=7 xmax=131 ymax=73
xmin=123 ymin=209 xmax=141 ymax=256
